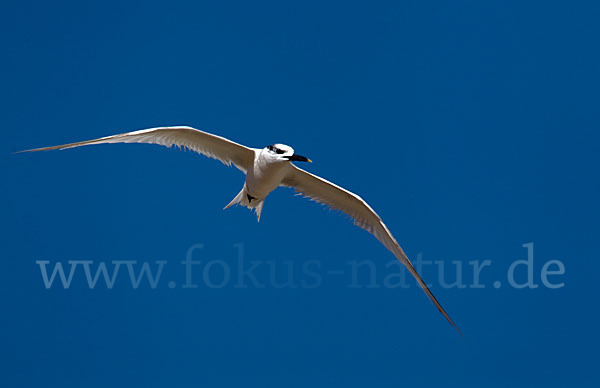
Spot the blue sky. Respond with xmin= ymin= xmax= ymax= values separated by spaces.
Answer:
xmin=1 ymin=1 xmax=599 ymax=386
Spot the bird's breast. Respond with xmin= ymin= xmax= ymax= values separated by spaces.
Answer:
xmin=245 ymin=160 xmax=290 ymax=198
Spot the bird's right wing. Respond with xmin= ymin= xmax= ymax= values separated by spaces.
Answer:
xmin=281 ymin=164 xmax=461 ymax=334
xmin=18 ymin=126 xmax=256 ymax=173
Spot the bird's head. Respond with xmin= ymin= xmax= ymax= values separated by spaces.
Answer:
xmin=263 ymin=144 xmax=312 ymax=163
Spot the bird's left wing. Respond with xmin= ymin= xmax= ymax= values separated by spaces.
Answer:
xmin=18 ymin=126 xmax=255 ymax=173
xmin=281 ymin=164 xmax=461 ymax=334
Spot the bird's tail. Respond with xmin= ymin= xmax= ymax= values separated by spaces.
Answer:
xmin=224 ymin=187 xmax=245 ymax=210
xmin=223 ymin=185 xmax=265 ymax=222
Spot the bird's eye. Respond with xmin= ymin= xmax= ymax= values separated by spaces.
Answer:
xmin=267 ymin=145 xmax=286 ymax=154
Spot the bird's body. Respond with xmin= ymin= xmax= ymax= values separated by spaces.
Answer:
xmin=248 ymin=148 xmax=292 ymax=198
xmin=19 ymin=126 xmax=461 ymax=334
xmin=227 ymin=144 xmax=311 ymax=220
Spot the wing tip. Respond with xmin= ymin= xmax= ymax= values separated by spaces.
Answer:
xmin=14 ymin=145 xmax=65 ymax=154
xmin=432 ymin=295 xmax=463 ymax=337
xmin=444 ymin=313 xmax=463 ymax=337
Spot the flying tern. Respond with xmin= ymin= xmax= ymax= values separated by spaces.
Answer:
xmin=20 ymin=126 xmax=461 ymax=334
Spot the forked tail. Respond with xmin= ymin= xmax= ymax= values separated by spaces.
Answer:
xmin=223 ymin=185 xmax=265 ymax=222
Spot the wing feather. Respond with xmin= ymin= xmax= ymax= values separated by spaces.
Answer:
xmin=282 ymin=164 xmax=461 ymax=335
xmin=18 ymin=126 xmax=256 ymax=172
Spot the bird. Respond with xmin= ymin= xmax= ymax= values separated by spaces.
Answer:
xmin=19 ymin=125 xmax=461 ymax=334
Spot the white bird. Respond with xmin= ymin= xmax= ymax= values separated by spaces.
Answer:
xmin=20 ymin=126 xmax=461 ymax=334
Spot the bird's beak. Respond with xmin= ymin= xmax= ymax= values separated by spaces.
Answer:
xmin=286 ymin=154 xmax=312 ymax=163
